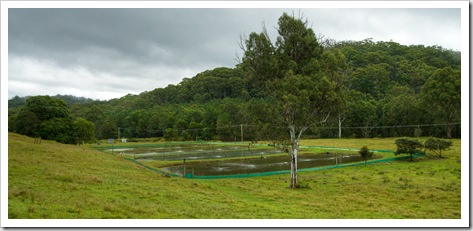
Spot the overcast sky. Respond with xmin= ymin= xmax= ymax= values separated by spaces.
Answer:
xmin=7 ymin=5 xmax=462 ymax=100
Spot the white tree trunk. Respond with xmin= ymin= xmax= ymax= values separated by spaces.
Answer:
xmin=289 ymin=125 xmax=305 ymax=188
xmin=290 ymin=145 xmax=298 ymax=188
xmin=338 ymin=113 xmax=345 ymax=139
xmin=287 ymin=113 xmax=331 ymax=188
xmin=338 ymin=117 xmax=342 ymax=138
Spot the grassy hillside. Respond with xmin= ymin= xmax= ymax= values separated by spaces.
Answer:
xmin=8 ymin=132 xmax=461 ymax=219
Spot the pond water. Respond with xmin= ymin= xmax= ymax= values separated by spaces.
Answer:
xmin=98 ymin=143 xmax=381 ymax=177
xmin=106 ymin=144 xmax=283 ymax=161
xmin=160 ymin=153 xmax=375 ymax=176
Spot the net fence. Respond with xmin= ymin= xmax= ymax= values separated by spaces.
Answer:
xmin=118 ymin=144 xmax=424 ymax=179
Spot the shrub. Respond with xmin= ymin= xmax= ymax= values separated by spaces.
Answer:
xmin=424 ymin=137 xmax=453 ymax=158
xmin=394 ymin=138 xmax=424 ymax=161
xmin=359 ymin=146 xmax=373 ymax=165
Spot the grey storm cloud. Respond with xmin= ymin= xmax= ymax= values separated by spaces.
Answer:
xmin=10 ymin=9 xmax=236 ymax=67
xmin=7 ymin=7 xmax=461 ymax=100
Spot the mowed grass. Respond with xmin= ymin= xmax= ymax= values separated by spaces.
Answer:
xmin=8 ymin=133 xmax=461 ymax=219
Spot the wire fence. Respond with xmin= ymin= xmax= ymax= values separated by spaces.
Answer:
xmin=112 ymin=122 xmax=461 ymax=142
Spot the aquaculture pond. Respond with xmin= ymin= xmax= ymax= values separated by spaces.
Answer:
xmin=101 ymin=143 xmax=283 ymax=161
xmin=96 ymin=142 xmax=380 ymax=177
xmin=160 ymin=152 xmax=378 ymax=177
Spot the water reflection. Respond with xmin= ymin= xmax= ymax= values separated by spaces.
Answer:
xmin=161 ymin=153 xmax=376 ymax=176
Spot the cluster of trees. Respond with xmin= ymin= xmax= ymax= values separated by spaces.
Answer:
xmin=395 ymin=137 xmax=453 ymax=161
xmin=8 ymin=14 xmax=461 ymax=144
xmin=8 ymin=96 xmax=95 ymax=144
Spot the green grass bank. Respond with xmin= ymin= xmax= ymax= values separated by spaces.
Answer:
xmin=8 ymin=133 xmax=461 ymax=219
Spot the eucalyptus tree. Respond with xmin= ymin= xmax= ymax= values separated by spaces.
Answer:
xmin=420 ymin=67 xmax=460 ymax=138
xmin=381 ymin=86 xmax=425 ymax=137
xmin=240 ymin=13 xmax=345 ymax=188
xmin=84 ymin=105 xmax=105 ymax=139
xmin=322 ymin=48 xmax=350 ymax=138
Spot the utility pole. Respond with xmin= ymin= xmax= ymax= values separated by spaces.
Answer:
xmin=118 ymin=127 xmax=120 ymax=140
xmin=240 ymin=124 xmax=243 ymax=142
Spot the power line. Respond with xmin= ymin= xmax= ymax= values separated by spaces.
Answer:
xmin=314 ymin=122 xmax=461 ymax=130
xmin=116 ymin=122 xmax=460 ymax=134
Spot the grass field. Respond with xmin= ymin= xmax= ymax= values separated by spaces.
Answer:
xmin=7 ymin=132 xmax=463 ymax=222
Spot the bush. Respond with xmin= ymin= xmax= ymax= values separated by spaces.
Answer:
xmin=424 ymin=137 xmax=452 ymax=158
xmin=359 ymin=146 xmax=373 ymax=165
xmin=395 ymin=138 xmax=424 ymax=161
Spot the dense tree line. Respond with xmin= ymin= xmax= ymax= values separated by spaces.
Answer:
xmin=8 ymin=16 xmax=461 ymax=143
xmin=8 ymin=96 xmax=95 ymax=144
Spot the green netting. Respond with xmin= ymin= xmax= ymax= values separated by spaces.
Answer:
xmin=188 ymin=153 xmax=425 ymax=179
xmin=299 ymin=145 xmax=395 ymax=154
xmin=104 ymin=142 xmax=423 ymax=179
xmin=124 ymin=151 xmax=425 ymax=180
xmin=125 ymin=158 xmax=180 ymax=177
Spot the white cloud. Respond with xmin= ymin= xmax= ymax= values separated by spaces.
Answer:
xmin=8 ymin=55 xmax=210 ymax=100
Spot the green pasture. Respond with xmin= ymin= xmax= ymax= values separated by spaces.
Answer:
xmin=8 ymin=132 xmax=461 ymax=219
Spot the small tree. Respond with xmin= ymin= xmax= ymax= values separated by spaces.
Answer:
xmin=424 ymin=137 xmax=453 ymax=158
xmin=394 ymin=138 xmax=424 ymax=161
xmin=74 ymin=117 xmax=96 ymax=145
xmin=359 ymin=146 xmax=373 ymax=165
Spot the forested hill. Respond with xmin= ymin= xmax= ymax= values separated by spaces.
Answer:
xmin=8 ymin=39 xmax=461 ymax=142
xmin=8 ymin=94 xmax=97 ymax=109
xmin=119 ymin=39 xmax=461 ymax=106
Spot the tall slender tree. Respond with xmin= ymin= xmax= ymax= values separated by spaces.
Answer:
xmin=241 ymin=13 xmax=344 ymax=188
